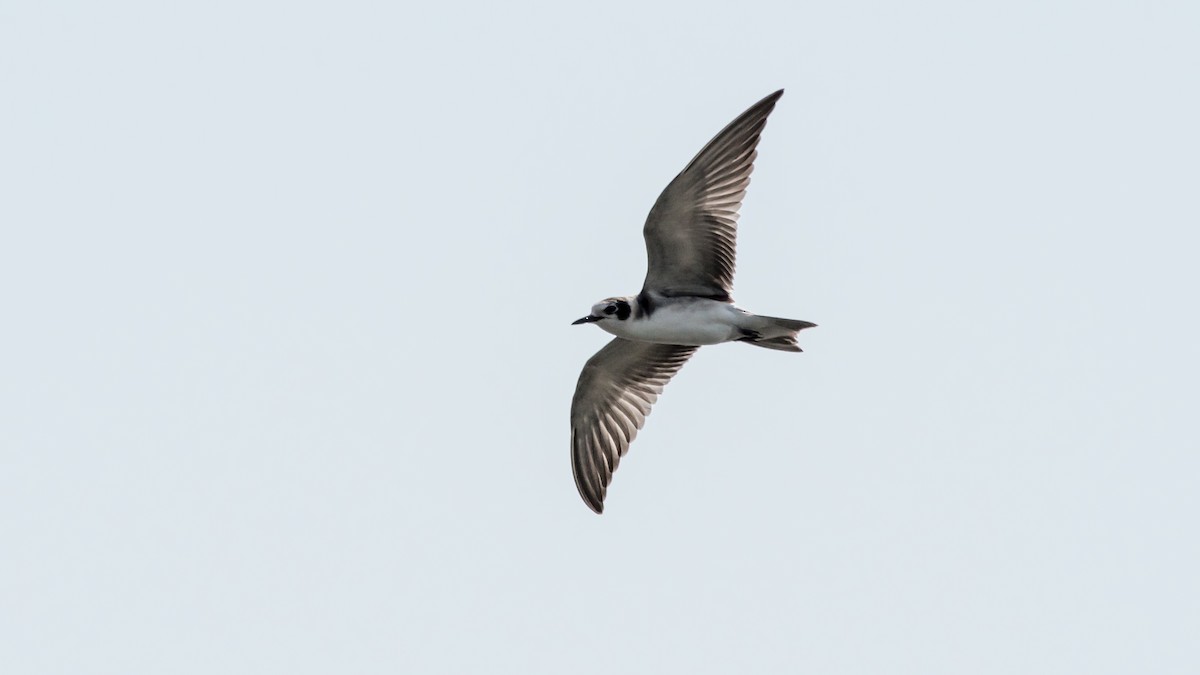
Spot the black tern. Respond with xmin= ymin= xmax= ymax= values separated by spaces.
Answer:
xmin=571 ymin=89 xmax=816 ymax=514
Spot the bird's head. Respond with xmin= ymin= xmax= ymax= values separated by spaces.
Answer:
xmin=572 ymin=297 xmax=632 ymax=325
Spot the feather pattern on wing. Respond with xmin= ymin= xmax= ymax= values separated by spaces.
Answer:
xmin=641 ymin=89 xmax=784 ymax=300
xmin=571 ymin=338 xmax=698 ymax=513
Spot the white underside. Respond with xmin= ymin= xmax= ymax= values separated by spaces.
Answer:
xmin=598 ymin=299 xmax=750 ymax=346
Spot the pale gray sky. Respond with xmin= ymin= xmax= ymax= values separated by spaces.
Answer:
xmin=2 ymin=1 xmax=1198 ymax=673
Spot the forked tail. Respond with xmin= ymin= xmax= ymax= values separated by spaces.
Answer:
xmin=738 ymin=315 xmax=817 ymax=352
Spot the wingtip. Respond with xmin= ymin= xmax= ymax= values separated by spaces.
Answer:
xmin=584 ymin=495 xmax=605 ymax=515
xmin=575 ymin=467 xmax=606 ymax=514
xmin=747 ymin=89 xmax=785 ymax=118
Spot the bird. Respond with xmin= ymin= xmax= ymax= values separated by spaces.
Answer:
xmin=570 ymin=89 xmax=816 ymax=514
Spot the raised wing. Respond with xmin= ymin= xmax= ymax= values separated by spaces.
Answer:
xmin=571 ymin=338 xmax=698 ymax=513
xmin=641 ymin=89 xmax=784 ymax=300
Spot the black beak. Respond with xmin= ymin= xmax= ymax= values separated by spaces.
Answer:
xmin=572 ymin=315 xmax=601 ymax=325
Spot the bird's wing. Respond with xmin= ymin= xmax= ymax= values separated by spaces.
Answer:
xmin=641 ymin=89 xmax=784 ymax=300
xmin=571 ymin=337 xmax=698 ymax=513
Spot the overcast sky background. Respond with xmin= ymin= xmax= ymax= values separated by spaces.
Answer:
xmin=2 ymin=1 xmax=1198 ymax=673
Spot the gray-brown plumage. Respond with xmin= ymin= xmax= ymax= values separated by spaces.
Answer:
xmin=641 ymin=89 xmax=782 ymax=301
xmin=571 ymin=339 xmax=698 ymax=513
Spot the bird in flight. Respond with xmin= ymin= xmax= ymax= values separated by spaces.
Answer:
xmin=570 ymin=89 xmax=816 ymax=514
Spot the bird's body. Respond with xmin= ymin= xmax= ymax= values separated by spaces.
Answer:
xmin=591 ymin=293 xmax=812 ymax=348
xmin=570 ymin=89 xmax=816 ymax=513
xmin=595 ymin=295 xmax=747 ymax=345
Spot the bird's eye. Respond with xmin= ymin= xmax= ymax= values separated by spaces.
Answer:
xmin=604 ymin=306 xmax=616 ymax=315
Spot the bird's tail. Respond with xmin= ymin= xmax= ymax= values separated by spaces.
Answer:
xmin=738 ymin=315 xmax=817 ymax=352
